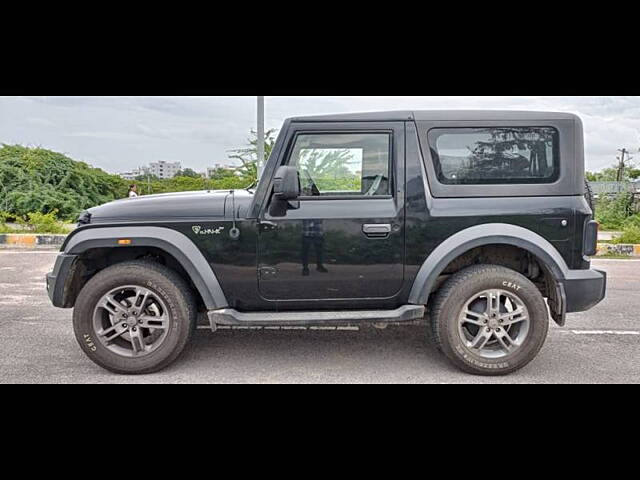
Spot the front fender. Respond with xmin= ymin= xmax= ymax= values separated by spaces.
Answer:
xmin=408 ymin=223 xmax=570 ymax=306
xmin=63 ymin=226 xmax=228 ymax=310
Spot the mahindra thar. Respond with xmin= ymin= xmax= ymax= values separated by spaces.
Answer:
xmin=47 ymin=111 xmax=606 ymax=375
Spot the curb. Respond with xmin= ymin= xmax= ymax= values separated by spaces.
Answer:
xmin=596 ymin=243 xmax=640 ymax=257
xmin=0 ymin=234 xmax=67 ymax=249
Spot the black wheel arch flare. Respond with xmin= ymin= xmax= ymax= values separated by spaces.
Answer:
xmin=61 ymin=226 xmax=229 ymax=310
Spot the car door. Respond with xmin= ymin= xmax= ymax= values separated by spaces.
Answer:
xmin=257 ymin=122 xmax=405 ymax=303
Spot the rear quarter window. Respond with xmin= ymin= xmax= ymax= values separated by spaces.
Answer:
xmin=427 ymin=127 xmax=560 ymax=185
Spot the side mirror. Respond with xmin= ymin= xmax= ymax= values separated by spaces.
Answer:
xmin=269 ymin=166 xmax=301 ymax=217
xmin=273 ymin=166 xmax=301 ymax=201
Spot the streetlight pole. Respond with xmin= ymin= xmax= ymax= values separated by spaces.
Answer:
xmin=257 ymin=96 xmax=265 ymax=180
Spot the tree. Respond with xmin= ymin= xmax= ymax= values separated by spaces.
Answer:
xmin=176 ymin=168 xmax=200 ymax=178
xmin=208 ymin=167 xmax=236 ymax=181
xmin=296 ymin=148 xmax=359 ymax=192
xmin=588 ymin=162 xmax=637 ymax=182
xmin=586 ymin=171 xmax=600 ymax=182
xmin=460 ymin=128 xmax=556 ymax=180
xmin=134 ymin=173 xmax=160 ymax=182
xmin=0 ymin=144 xmax=128 ymax=221
xmin=228 ymin=129 xmax=278 ymax=184
xmin=298 ymin=149 xmax=353 ymax=178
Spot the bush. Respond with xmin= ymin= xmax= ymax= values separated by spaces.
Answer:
xmin=15 ymin=210 xmax=68 ymax=234
xmin=595 ymin=192 xmax=635 ymax=230
xmin=133 ymin=174 xmax=253 ymax=196
xmin=0 ymin=211 xmax=11 ymax=233
xmin=0 ymin=144 xmax=128 ymax=222
xmin=612 ymin=226 xmax=640 ymax=245
xmin=622 ymin=214 xmax=640 ymax=229
xmin=0 ymin=209 xmax=69 ymax=234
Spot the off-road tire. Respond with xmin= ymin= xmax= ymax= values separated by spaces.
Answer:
xmin=430 ymin=264 xmax=549 ymax=376
xmin=73 ymin=260 xmax=197 ymax=374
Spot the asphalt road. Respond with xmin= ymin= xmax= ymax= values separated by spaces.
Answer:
xmin=0 ymin=250 xmax=638 ymax=384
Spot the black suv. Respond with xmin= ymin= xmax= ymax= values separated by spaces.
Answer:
xmin=47 ymin=110 xmax=606 ymax=376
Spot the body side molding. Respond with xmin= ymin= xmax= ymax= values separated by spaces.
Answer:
xmin=64 ymin=226 xmax=228 ymax=310
xmin=408 ymin=223 xmax=571 ymax=306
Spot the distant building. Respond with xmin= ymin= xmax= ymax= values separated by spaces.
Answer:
xmin=119 ymin=166 xmax=148 ymax=181
xmin=149 ymin=161 xmax=181 ymax=179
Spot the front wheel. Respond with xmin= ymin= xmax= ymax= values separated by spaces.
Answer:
xmin=73 ymin=260 xmax=197 ymax=374
xmin=430 ymin=265 xmax=549 ymax=376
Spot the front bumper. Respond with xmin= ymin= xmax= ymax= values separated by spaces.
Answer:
xmin=564 ymin=269 xmax=607 ymax=313
xmin=46 ymin=254 xmax=78 ymax=308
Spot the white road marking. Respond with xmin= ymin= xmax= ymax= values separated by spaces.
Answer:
xmin=592 ymin=259 xmax=640 ymax=263
xmin=197 ymin=327 xmax=640 ymax=336
xmin=0 ymin=251 xmax=58 ymax=254
xmin=0 ymin=295 xmax=35 ymax=305
xmin=568 ymin=330 xmax=640 ymax=336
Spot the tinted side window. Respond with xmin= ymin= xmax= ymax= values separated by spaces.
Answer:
xmin=287 ymin=133 xmax=391 ymax=197
xmin=428 ymin=127 xmax=560 ymax=185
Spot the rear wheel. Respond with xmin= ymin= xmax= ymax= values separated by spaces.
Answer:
xmin=73 ymin=260 xmax=196 ymax=374
xmin=430 ymin=265 xmax=549 ymax=375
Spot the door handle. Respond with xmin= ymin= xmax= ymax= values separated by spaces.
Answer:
xmin=363 ymin=224 xmax=392 ymax=238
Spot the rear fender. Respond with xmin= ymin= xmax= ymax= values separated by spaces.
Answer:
xmin=409 ymin=223 xmax=570 ymax=306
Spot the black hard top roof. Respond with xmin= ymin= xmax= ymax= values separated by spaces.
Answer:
xmin=289 ymin=110 xmax=579 ymax=123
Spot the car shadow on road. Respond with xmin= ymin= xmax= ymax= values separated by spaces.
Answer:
xmin=171 ymin=325 xmax=467 ymax=383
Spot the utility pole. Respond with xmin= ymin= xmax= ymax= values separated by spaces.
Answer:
xmin=257 ymin=96 xmax=265 ymax=181
xmin=616 ymin=148 xmax=633 ymax=182
xmin=616 ymin=148 xmax=627 ymax=182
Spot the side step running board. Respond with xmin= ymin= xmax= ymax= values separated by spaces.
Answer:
xmin=207 ymin=305 xmax=425 ymax=328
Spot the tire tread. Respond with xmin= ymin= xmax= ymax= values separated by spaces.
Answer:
xmin=429 ymin=264 xmax=548 ymax=376
xmin=73 ymin=260 xmax=197 ymax=375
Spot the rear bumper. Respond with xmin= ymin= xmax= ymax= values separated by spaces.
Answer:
xmin=46 ymin=254 xmax=78 ymax=308
xmin=564 ymin=269 xmax=607 ymax=313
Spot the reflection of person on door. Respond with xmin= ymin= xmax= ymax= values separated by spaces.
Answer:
xmin=302 ymin=219 xmax=328 ymax=276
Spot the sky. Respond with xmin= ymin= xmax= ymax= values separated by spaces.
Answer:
xmin=1 ymin=96 xmax=639 ymax=174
